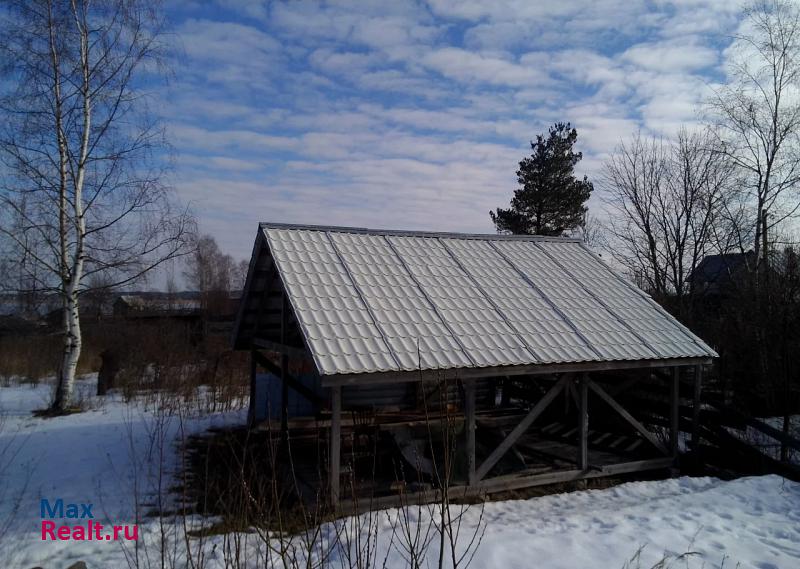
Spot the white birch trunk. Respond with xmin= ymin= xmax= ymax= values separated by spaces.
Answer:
xmin=55 ymin=290 xmax=81 ymax=409
xmin=52 ymin=4 xmax=90 ymax=412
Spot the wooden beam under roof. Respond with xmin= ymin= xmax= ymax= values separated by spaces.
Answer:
xmin=252 ymin=337 xmax=309 ymax=359
xmin=320 ymin=356 xmax=713 ymax=387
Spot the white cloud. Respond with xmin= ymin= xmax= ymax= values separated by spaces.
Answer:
xmin=159 ymin=0 xmax=748 ymax=263
xmin=622 ymin=39 xmax=718 ymax=73
xmin=422 ymin=47 xmax=548 ymax=87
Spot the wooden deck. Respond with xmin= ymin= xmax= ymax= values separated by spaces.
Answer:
xmin=261 ymin=407 xmax=677 ymax=514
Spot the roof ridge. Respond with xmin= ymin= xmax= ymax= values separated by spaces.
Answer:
xmin=259 ymin=222 xmax=582 ymax=242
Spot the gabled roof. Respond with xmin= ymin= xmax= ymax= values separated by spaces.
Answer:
xmin=690 ymin=252 xmax=754 ymax=288
xmin=234 ymin=223 xmax=716 ymax=378
xmin=115 ymin=295 xmax=202 ymax=314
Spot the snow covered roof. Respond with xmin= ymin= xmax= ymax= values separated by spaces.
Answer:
xmin=234 ymin=223 xmax=716 ymax=378
xmin=114 ymin=295 xmax=202 ymax=315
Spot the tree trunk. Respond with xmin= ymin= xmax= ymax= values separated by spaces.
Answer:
xmin=52 ymin=291 xmax=82 ymax=412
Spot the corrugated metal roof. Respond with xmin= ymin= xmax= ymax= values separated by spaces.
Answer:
xmin=259 ymin=223 xmax=717 ymax=376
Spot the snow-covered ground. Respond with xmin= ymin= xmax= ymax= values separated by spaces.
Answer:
xmin=2 ymin=377 xmax=800 ymax=569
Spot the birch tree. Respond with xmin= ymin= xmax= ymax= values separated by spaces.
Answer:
xmin=0 ymin=0 xmax=193 ymax=412
xmin=708 ymin=0 xmax=800 ymax=270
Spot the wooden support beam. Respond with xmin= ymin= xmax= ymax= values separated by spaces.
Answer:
xmin=322 ymin=357 xmax=713 ymax=387
xmin=253 ymin=264 xmax=277 ymax=332
xmin=252 ymin=337 xmax=309 ymax=359
xmin=704 ymin=402 xmax=800 ymax=453
xmin=252 ymin=350 xmax=323 ymax=406
xmin=568 ymin=382 xmax=580 ymax=407
xmin=670 ymin=367 xmax=680 ymax=461
xmin=330 ymin=385 xmax=342 ymax=506
xmin=692 ymin=364 xmax=703 ymax=450
xmin=500 ymin=376 xmax=511 ymax=407
xmin=477 ymin=457 xmax=676 ymax=495
xmin=476 ymin=376 xmax=569 ymax=481
xmin=587 ymin=379 xmax=669 ymax=456
xmin=337 ymin=457 xmax=676 ymax=515
xmin=464 ymin=379 xmax=477 ymax=486
xmin=280 ymin=295 xmax=289 ymax=448
xmin=578 ymin=374 xmax=588 ymax=471
xmin=248 ymin=350 xmax=257 ymax=425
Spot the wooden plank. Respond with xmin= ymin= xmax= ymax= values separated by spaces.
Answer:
xmin=244 ymin=295 xmax=285 ymax=313
xmin=337 ymin=457 xmax=676 ymax=514
xmin=593 ymin=432 xmax=612 ymax=445
xmin=625 ymin=439 xmax=643 ymax=452
xmin=501 ymin=428 xmax=528 ymax=466
xmin=708 ymin=404 xmax=800 ymax=453
xmin=280 ymin=295 xmax=290 ymax=446
xmin=252 ymin=337 xmax=309 ymax=358
xmin=477 ymin=457 xmax=675 ymax=494
xmin=588 ymin=379 xmax=669 ymax=456
xmin=597 ymin=457 xmax=675 ymax=476
xmin=252 ymin=351 xmax=323 ymax=405
xmin=248 ymin=350 xmax=257 ymax=425
xmin=609 ymin=435 xmax=626 ymax=448
xmin=578 ymin=374 xmax=588 ymax=470
xmin=692 ymin=364 xmax=703 ymax=449
xmin=670 ymin=367 xmax=680 ymax=460
xmin=231 ymin=229 xmax=267 ymax=349
xmin=476 ymin=376 xmax=569 ymax=481
xmin=464 ymin=379 xmax=477 ymax=486
xmin=330 ymin=385 xmax=342 ymax=506
xmin=321 ymin=357 xmax=713 ymax=387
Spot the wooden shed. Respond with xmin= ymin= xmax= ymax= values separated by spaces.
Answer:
xmin=232 ymin=223 xmax=716 ymax=506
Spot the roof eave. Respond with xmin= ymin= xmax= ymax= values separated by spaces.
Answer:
xmin=320 ymin=356 xmax=715 ymax=387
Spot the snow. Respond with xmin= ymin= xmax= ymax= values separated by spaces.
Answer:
xmin=2 ymin=377 xmax=800 ymax=569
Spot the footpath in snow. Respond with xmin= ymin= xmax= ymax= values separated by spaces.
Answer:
xmin=1 ymin=377 xmax=799 ymax=569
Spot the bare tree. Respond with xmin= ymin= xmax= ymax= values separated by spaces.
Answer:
xmin=183 ymin=235 xmax=239 ymax=316
xmin=708 ymin=0 xmax=800 ymax=272
xmin=603 ymin=134 xmax=669 ymax=298
xmin=603 ymin=129 xmax=733 ymax=319
xmin=0 ymin=0 xmax=193 ymax=412
xmin=578 ymin=212 xmax=604 ymax=249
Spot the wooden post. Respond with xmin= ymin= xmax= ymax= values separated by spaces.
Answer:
xmin=330 ymin=385 xmax=342 ymax=506
xmin=781 ymin=417 xmax=790 ymax=463
xmin=692 ymin=364 xmax=703 ymax=450
xmin=670 ymin=367 xmax=680 ymax=474
xmin=248 ymin=350 xmax=257 ymax=425
xmin=280 ymin=353 xmax=289 ymax=445
xmin=464 ymin=379 xmax=477 ymax=486
xmin=280 ymin=294 xmax=289 ymax=448
xmin=578 ymin=373 xmax=588 ymax=471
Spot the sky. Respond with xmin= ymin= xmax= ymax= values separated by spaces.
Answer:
xmin=159 ymin=0 xmax=747 ymax=262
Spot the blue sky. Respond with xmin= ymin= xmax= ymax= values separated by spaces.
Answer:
xmin=159 ymin=0 xmax=745 ymax=261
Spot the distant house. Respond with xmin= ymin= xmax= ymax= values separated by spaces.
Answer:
xmin=113 ymin=294 xmax=202 ymax=318
xmin=690 ymin=252 xmax=754 ymax=297
xmin=0 ymin=314 xmax=44 ymax=337
xmin=112 ymin=291 xmax=243 ymax=340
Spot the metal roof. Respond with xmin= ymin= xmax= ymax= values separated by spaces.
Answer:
xmin=239 ymin=223 xmax=717 ymax=376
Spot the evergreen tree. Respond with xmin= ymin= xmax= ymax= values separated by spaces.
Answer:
xmin=491 ymin=122 xmax=593 ymax=236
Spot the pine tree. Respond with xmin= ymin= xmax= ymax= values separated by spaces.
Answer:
xmin=491 ymin=122 xmax=593 ymax=236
